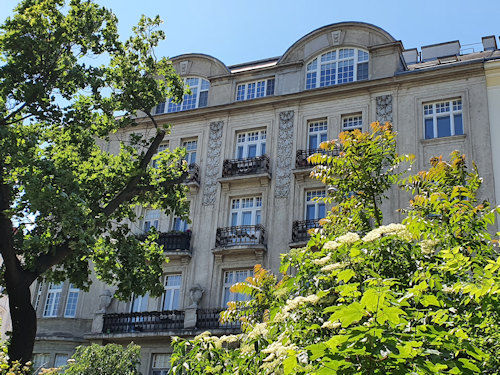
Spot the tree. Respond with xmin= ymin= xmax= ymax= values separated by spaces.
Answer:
xmin=0 ymin=0 xmax=189 ymax=363
xmin=170 ymin=125 xmax=500 ymax=374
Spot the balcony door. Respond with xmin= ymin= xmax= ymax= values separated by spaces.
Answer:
xmin=236 ymin=130 xmax=266 ymax=159
xmin=308 ymin=120 xmax=327 ymax=151
xmin=162 ymin=275 xmax=181 ymax=311
xmin=230 ymin=197 xmax=262 ymax=227
xmin=305 ymin=190 xmax=326 ymax=226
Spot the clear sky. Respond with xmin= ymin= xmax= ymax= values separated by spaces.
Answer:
xmin=1 ymin=0 xmax=499 ymax=66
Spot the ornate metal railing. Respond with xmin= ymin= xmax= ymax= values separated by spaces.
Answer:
xmin=222 ymin=155 xmax=270 ymax=177
xmin=185 ymin=163 xmax=200 ymax=184
xmin=295 ymin=147 xmax=341 ymax=168
xmin=215 ymin=225 xmax=265 ymax=247
xmin=196 ymin=309 xmax=241 ymax=330
xmin=102 ymin=310 xmax=185 ymax=334
xmin=156 ymin=231 xmax=191 ymax=252
xmin=292 ymin=219 xmax=321 ymax=242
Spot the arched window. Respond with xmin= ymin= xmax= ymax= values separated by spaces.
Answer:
xmin=305 ymin=48 xmax=369 ymax=89
xmin=154 ymin=77 xmax=209 ymax=114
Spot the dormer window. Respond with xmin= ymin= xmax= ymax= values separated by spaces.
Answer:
xmin=305 ymin=48 xmax=369 ymax=90
xmin=236 ymin=78 xmax=275 ymax=101
xmin=154 ymin=77 xmax=209 ymax=114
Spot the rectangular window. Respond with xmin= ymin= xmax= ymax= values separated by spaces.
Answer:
xmin=54 ymin=354 xmax=68 ymax=368
xmin=182 ymin=139 xmax=197 ymax=165
xmin=33 ymin=354 xmax=50 ymax=371
xmin=64 ymin=284 xmax=79 ymax=318
xmin=43 ymin=283 xmax=62 ymax=317
xmin=162 ymin=275 xmax=182 ymax=310
xmin=130 ymin=293 xmax=149 ymax=313
xmin=222 ymin=269 xmax=252 ymax=307
xmin=236 ymin=130 xmax=266 ymax=159
xmin=423 ymin=99 xmax=463 ymax=139
xmin=143 ymin=209 xmax=160 ymax=233
xmin=152 ymin=142 xmax=169 ymax=169
xmin=305 ymin=190 xmax=326 ymax=222
xmin=308 ymin=120 xmax=328 ymax=150
xmin=236 ymin=78 xmax=275 ymax=101
xmin=342 ymin=114 xmax=363 ymax=131
xmin=230 ymin=196 xmax=262 ymax=226
xmin=34 ymin=282 xmax=43 ymax=310
xmin=152 ymin=354 xmax=171 ymax=375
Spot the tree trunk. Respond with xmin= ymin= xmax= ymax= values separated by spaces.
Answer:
xmin=6 ymin=279 xmax=37 ymax=364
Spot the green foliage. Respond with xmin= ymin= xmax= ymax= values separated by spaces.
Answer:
xmin=0 ymin=341 xmax=31 ymax=374
xmin=170 ymin=125 xmax=500 ymax=374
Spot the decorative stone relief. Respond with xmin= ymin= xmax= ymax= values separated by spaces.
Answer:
xmin=376 ymin=95 xmax=393 ymax=123
xmin=331 ymin=30 xmax=343 ymax=45
xmin=274 ymin=110 xmax=294 ymax=198
xmin=202 ymin=121 xmax=224 ymax=206
xmin=180 ymin=61 xmax=189 ymax=75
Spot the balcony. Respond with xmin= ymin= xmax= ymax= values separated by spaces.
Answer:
xmin=196 ymin=309 xmax=241 ymax=330
xmin=222 ymin=155 xmax=270 ymax=178
xmin=102 ymin=310 xmax=185 ymax=334
xmin=184 ymin=163 xmax=200 ymax=193
xmin=156 ymin=231 xmax=191 ymax=253
xmin=295 ymin=147 xmax=341 ymax=169
xmin=215 ymin=225 xmax=265 ymax=248
xmin=292 ymin=219 xmax=320 ymax=243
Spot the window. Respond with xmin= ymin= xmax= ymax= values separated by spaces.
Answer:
xmin=155 ymin=77 xmax=209 ymax=114
xmin=182 ymin=139 xmax=197 ymax=165
xmin=308 ymin=120 xmax=328 ymax=150
xmin=151 ymin=354 xmax=171 ymax=375
xmin=222 ymin=269 xmax=252 ymax=306
xmin=236 ymin=130 xmax=266 ymax=159
xmin=143 ymin=209 xmax=160 ymax=233
xmin=236 ymin=78 xmax=275 ymax=101
xmin=43 ymin=283 xmax=62 ymax=317
xmin=33 ymin=354 xmax=50 ymax=371
xmin=34 ymin=282 xmax=43 ymax=310
xmin=54 ymin=354 xmax=68 ymax=368
xmin=162 ymin=275 xmax=181 ymax=310
xmin=424 ymin=99 xmax=463 ymax=139
xmin=230 ymin=197 xmax=262 ymax=227
xmin=130 ymin=293 xmax=149 ymax=313
xmin=306 ymin=190 xmax=326 ymax=221
xmin=64 ymin=284 xmax=79 ymax=318
xmin=172 ymin=217 xmax=188 ymax=232
xmin=152 ymin=142 xmax=169 ymax=169
xmin=342 ymin=114 xmax=363 ymax=131
xmin=306 ymin=48 xmax=369 ymax=89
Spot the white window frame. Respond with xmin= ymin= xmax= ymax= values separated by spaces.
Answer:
xmin=33 ymin=353 xmax=51 ymax=371
xmin=154 ymin=77 xmax=209 ymax=114
xmin=306 ymin=48 xmax=369 ymax=89
xmin=151 ymin=142 xmax=169 ymax=169
xmin=307 ymin=120 xmax=328 ymax=151
xmin=43 ymin=283 xmax=62 ymax=317
xmin=182 ymin=139 xmax=197 ymax=165
xmin=230 ymin=196 xmax=262 ymax=227
xmin=151 ymin=353 xmax=171 ymax=375
xmin=236 ymin=78 xmax=275 ymax=101
xmin=222 ymin=269 xmax=252 ymax=307
xmin=54 ymin=353 xmax=68 ymax=368
xmin=130 ymin=293 xmax=149 ymax=313
xmin=235 ymin=130 xmax=266 ymax=159
xmin=342 ymin=113 xmax=363 ymax=131
xmin=423 ymin=99 xmax=463 ymax=139
xmin=64 ymin=284 xmax=79 ymax=318
xmin=305 ymin=190 xmax=326 ymax=221
xmin=34 ymin=281 xmax=43 ymax=310
xmin=162 ymin=274 xmax=182 ymax=311
xmin=143 ymin=209 xmax=160 ymax=233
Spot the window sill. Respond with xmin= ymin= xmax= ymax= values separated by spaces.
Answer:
xmin=420 ymin=134 xmax=466 ymax=146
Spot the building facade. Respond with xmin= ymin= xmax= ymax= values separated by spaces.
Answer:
xmin=27 ymin=22 xmax=499 ymax=373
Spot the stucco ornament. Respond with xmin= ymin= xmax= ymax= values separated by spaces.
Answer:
xmin=376 ymin=94 xmax=393 ymax=123
xmin=202 ymin=121 xmax=224 ymax=205
xmin=188 ymin=284 xmax=204 ymax=308
xmin=274 ymin=110 xmax=295 ymax=198
xmin=96 ymin=289 xmax=113 ymax=313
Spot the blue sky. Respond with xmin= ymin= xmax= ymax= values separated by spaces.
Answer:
xmin=1 ymin=0 xmax=499 ymax=66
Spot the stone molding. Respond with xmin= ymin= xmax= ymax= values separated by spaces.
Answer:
xmin=274 ymin=110 xmax=295 ymax=198
xmin=202 ymin=121 xmax=224 ymax=205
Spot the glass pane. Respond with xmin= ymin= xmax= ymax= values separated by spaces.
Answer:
xmin=261 ymin=143 xmax=266 ymax=156
xmin=318 ymin=203 xmax=326 ymax=219
xmin=266 ymin=79 xmax=275 ymax=96
xmin=437 ymin=116 xmax=451 ymax=138
xmin=424 ymin=118 xmax=434 ymax=139
xmin=54 ymin=354 xmax=68 ymax=368
xmin=242 ymin=212 xmax=252 ymax=226
xmin=198 ymin=91 xmax=208 ymax=108
xmin=255 ymin=210 xmax=261 ymax=225
xmin=357 ymin=62 xmax=368 ymax=80
xmin=172 ymin=290 xmax=179 ymax=310
xmin=248 ymin=144 xmax=257 ymax=158
xmin=163 ymin=290 xmax=172 ymax=310
xmin=454 ymin=114 xmax=463 ymax=135
xmin=309 ymin=134 xmax=318 ymax=150
xmin=306 ymin=205 xmax=316 ymax=220
xmin=237 ymin=146 xmax=244 ymax=159
xmin=231 ymin=212 xmax=238 ymax=226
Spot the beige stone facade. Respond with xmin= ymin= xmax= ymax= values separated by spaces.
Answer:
xmin=26 ymin=22 xmax=499 ymax=373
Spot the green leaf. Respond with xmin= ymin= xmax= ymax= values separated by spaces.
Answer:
xmin=420 ymin=294 xmax=441 ymax=307
xmin=332 ymin=302 xmax=364 ymax=327
xmin=336 ymin=269 xmax=356 ymax=283
xmin=283 ymin=353 xmax=298 ymax=375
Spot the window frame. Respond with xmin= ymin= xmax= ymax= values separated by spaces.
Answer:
xmin=305 ymin=190 xmax=326 ymax=221
xmin=63 ymin=284 xmax=79 ymax=318
xmin=236 ymin=78 xmax=275 ymax=101
xmin=151 ymin=353 xmax=171 ymax=375
xmin=305 ymin=48 xmax=369 ymax=90
xmin=342 ymin=113 xmax=363 ymax=132
xmin=154 ymin=77 xmax=210 ymax=114
xmin=307 ymin=120 xmax=328 ymax=151
xmin=162 ymin=274 xmax=182 ymax=311
xmin=423 ymin=98 xmax=463 ymax=139
xmin=182 ymin=138 xmax=198 ymax=166
xmin=43 ymin=283 xmax=63 ymax=317
xmin=222 ymin=269 xmax=252 ymax=307
xmin=230 ymin=196 xmax=262 ymax=227
xmin=143 ymin=208 xmax=161 ymax=233
xmin=235 ymin=129 xmax=267 ymax=159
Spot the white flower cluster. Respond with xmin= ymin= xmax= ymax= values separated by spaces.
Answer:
xmin=321 ymin=262 xmax=346 ymax=272
xmin=362 ymin=223 xmax=412 ymax=242
xmin=420 ymin=239 xmax=440 ymax=254
xmin=321 ymin=320 xmax=342 ymax=329
xmin=324 ymin=232 xmax=360 ymax=250
xmin=312 ymin=254 xmax=331 ymax=265
xmin=248 ymin=322 xmax=269 ymax=339
xmin=283 ymin=294 xmax=320 ymax=313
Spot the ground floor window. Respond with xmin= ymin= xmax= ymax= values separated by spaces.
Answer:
xmin=151 ymin=353 xmax=170 ymax=375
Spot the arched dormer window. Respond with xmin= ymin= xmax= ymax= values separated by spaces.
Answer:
xmin=154 ymin=77 xmax=210 ymax=114
xmin=305 ymin=48 xmax=369 ymax=90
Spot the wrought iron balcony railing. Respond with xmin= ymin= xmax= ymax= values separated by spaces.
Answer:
xmin=185 ymin=163 xmax=200 ymax=184
xmin=215 ymin=225 xmax=265 ymax=248
xmin=295 ymin=147 xmax=341 ymax=168
xmin=222 ymin=155 xmax=270 ymax=178
xmin=292 ymin=219 xmax=321 ymax=242
xmin=156 ymin=231 xmax=191 ymax=252
xmin=196 ymin=309 xmax=241 ymax=330
xmin=102 ymin=310 xmax=185 ymax=334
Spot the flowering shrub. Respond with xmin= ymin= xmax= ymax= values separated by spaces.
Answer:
xmin=170 ymin=125 xmax=500 ymax=374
